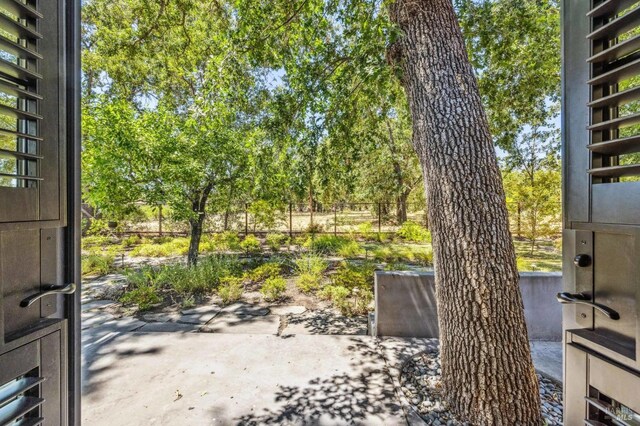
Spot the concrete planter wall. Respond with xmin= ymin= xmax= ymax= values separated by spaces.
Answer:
xmin=373 ymin=271 xmax=562 ymax=341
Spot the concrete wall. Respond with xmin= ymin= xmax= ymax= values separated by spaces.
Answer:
xmin=374 ymin=271 xmax=562 ymax=341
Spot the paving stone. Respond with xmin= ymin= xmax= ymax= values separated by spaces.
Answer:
xmin=269 ymin=305 xmax=306 ymax=316
xmin=81 ymin=300 xmax=116 ymax=312
xmin=82 ymin=318 xmax=146 ymax=345
xmin=141 ymin=312 xmax=181 ymax=323
xmin=220 ymin=302 xmax=270 ymax=317
xmin=82 ymin=312 xmax=116 ymax=329
xmin=137 ymin=322 xmax=199 ymax=333
xmin=201 ymin=314 xmax=280 ymax=334
xmin=176 ymin=312 xmax=217 ymax=325
xmin=181 ymin=304 xmax=221 ymax=316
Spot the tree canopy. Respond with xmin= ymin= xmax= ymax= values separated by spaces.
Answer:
xmin=82 ymin=0 xmax=561 ymax=261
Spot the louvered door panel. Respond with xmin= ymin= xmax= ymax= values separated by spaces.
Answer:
xmin=0 ymin=329 xmax=64 ymax=426
xmin=588 ymin=0 xmax=640 ymax=224
xmin=0 ymin=0 xmax=62 ymax=224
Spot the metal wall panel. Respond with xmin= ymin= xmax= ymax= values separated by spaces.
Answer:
xmin=562 ymin=0 xmax=592 ymax=226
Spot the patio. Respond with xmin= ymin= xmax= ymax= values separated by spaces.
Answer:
xmin=81 ymin=277 xmax=562 ymax=425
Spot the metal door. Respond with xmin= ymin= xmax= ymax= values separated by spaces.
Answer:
xmin=562 ymin=0 xmax=640 ymax=423
xmin=0 ymin=1 xmax=80 ymax=425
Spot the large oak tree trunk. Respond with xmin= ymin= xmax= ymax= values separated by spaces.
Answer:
xmin=388 ymin=1 xmax=541 ymax=424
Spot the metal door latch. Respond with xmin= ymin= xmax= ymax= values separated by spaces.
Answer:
xmin=556 ymin=292 xmax=620 ymax=320
xmin=20 ymin=283 xmax=76 ymax=308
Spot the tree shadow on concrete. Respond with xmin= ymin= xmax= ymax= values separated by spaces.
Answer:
xmin=232 ymin=337 xmax=404 ymax=425
xmin=81 ymin=322 xmax=161 ymax=398
xmin=283 ymin=310 xmax=368 ymax=335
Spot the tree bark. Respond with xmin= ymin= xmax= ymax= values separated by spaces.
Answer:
xmin=396 ymin=192 xmax=409 ymax=224
xmin=187 ymin=182 xmax=214 ymax=266
xmin=187 ymin=213 xmax=205 ymax=266
xmin=388 ymin=1 xmax=541 ymax=424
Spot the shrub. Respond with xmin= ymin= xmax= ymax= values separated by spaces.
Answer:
xmin=124 ymin=265 xmax=159 ymax=289
xmin=321 ymin=284 xmax=372 ymax=316
xmin=266 ymin=233 xmax=288 ymax=252
xmin=247 ymin=262 xmax=282 ymax=282
xmin=396 ymin=221 xmax=431 ymax=243
xmin=377 ymin=233 xmax=391 ymax=243
xmin=372 ymin=246 xmax=398 ymax=263
xmin=332 ymin=261 xmax=375 ymax=289
xmin=85 ymin=218 xmax=111 ymax=236
xmin=129 ymin=237 xmax=190 ymax=257
xmin=260 ymin=277 xmax=287 ymax=301
xmin=211 ymin=231 xmax=241 ymax=251
xmin=413 ymin=247 xmax=434 ymax=266
xmin=152 ymin=236 xmax=174 ymax=244
xmin=318 ymin=284 xmax=370 ymax=316
xmin=82 ymin=235 xmax=115 ymax=249
xmin=320 ymin=261 xmax=376 ymax=316
xmin=304 ymin=235 xmax=353 ymax=255
xmin=218 ymin=276 xmax=244 ymax=305
xmin=125 ymin=255 xmax=242 ymax=296
xmin=120 ymin=285 xmax=161 ymax=311
xmin=372 ymin=245 xmax=430 ymax=265
xmin=294 ymin=254 xmax=328 ymax=275
xmin=82 ymin=253 xmax=114 ymax=276
xmin=240 ymin=234 xmax=261 ymax=253
xmin=357 ymin=222 xmax=375 ymax=240
xmin=292 ymin=235 xmax=311 ymax=247
xmin=296 ymin=272 xmax=322 ymax=293
xmin=337 ymin=240 xmax=363 ymax=258
xmin=384 ymin=262 xmax=411 ymax=271
xmin=122 ymin=234 xmax=142 ymax=247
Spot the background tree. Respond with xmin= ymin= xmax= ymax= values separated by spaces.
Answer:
xmin=82 ymin=0 xmax=262 ymax=265
xmin=503 ymin=126 xmax=561 ymax=251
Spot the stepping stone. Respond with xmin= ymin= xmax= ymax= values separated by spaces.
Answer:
xmin=141 ymin=312 xmax=181 ymax=323
xmin=200 ymin=314 xmax=279 ymax=334
xmin=220 ymin=302 xmax=270 ymax=317
xmin=82 ymin=300 xmax=116 ymax=311
xmin=176 ymin=312 xmax=217 ymax=325
xmin=82 ymin=312 xmax=116 ymax=329
xmin=181 ymin=304 xmax=221 ymax=316
xmin=82 ymin=318 xmax=146 ymax=345
xmin=269 ymin=305 xmax=306 ymax=316
xmin=137 ymin=322 xmax=199 ymax=333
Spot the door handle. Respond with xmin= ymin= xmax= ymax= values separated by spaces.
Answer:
xmin=20 ymin=283 xmax=76 ymax=308
xmin=556 ymin=292 xmax=620 ymax=320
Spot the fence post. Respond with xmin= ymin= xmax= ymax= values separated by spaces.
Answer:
xmin=378 ymin=202 xmax=382 ymax=235
xmin=334 ymin=205 xmax=337 ymax=236
xmin=289 ymin=202 xmax=293 ymax=239
xmin=245 ymin=203 xmax=249 ymax=236
xmin=158 ymin=205 xmax=163 ymax=237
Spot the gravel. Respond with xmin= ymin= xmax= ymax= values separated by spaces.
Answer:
xmin=400 ymin=349 xmax=563 ymax=425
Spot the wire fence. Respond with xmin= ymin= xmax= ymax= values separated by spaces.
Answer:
xmin=114 ymin=201 xmax=562 ymax=240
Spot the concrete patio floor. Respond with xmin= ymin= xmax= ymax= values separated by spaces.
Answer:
xmin=82 ymin=332 xmax=408 ymax=425
xmin=82 ymin=326 xmax=561 ymax=426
